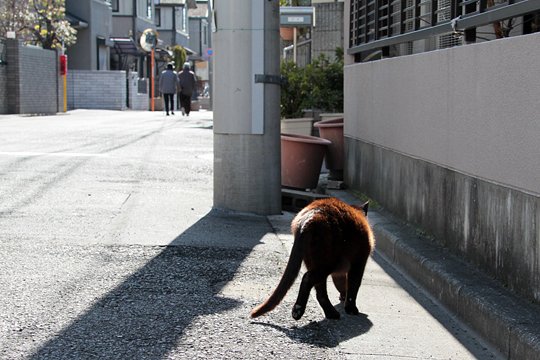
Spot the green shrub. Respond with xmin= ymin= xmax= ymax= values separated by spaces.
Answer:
xmin=280 ymin=51 xmax=344 ymax=118
xmin=172 ymin=45 xmax=187 ymax=72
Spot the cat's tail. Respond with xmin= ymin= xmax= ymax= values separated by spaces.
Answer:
xmin=250 ymin=230 xmax=305 ymax=318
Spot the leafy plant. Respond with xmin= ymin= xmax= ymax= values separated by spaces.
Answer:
xmin=172 ymin=45 xmax=187 ymax=71
xmin=280 ymin=61 xmax=305 ymax=118
xmin=280 ymin=49 xmax=344 ymax=118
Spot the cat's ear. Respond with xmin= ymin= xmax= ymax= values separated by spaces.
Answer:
xmin=360 ymin=201 xmax=369 ymax=215
xmin=353 ymin=201 xmax=369 ymax=215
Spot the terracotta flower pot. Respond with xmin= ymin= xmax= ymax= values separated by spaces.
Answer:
xmin=314 ymin=117 xmax=344 ymax=180
xmin=281 ymin=133 xmax=331 ymax=190
xmin=280 ymin=27 xmax=294 ymax=41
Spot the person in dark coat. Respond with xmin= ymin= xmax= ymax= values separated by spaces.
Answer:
xmin=159 ymin=63 xmax=178 ymax=116
xmin=177 ymin=62 xmax=197 ymax=116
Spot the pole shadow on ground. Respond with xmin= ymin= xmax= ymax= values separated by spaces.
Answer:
xmin=30 ymin=209 xmax=268 ymax=359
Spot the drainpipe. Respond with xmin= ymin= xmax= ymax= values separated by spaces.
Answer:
xmin=132 ymin=0 xmax=143 ymax=77
xmin=212 ymin=0 xmax=281 ymax=215
xmin=132 ymin=0 xmax=137 ymax=41
xmin=172 ymin=6 xmax=176 ymax=48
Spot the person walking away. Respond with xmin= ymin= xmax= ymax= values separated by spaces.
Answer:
xmin=177 ymin=62 xmax=197 ymax=116
xmin=159 ymin=63 xmax=178 ymax=116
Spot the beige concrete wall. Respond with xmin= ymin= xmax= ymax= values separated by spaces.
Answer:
xmin=344 ymin=32 xmax=540 ymax=196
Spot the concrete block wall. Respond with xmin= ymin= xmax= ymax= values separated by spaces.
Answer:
xmin=0 ymin=41 xmax=147 ymax=113
xmin=67 ymin=70 xmax=127 ymax=110
xmin=344 ymin=32 xmax=540 ymax=303
xmin=0 ymin=64 xmax=7 ymax=114
xmin=2 ymin=39 xmax=59 ymax=114
xmin=18 ymin=45 xmax=58 ymax=114
xmin=128 ymin=72 xmax=148 ymax=111
xmin=312 ymin=2 xmax=344 ymax=60
xmin=4 ymin=39 xmax=21 ymax=114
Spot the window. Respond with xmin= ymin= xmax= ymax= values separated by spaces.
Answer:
xmin=111 ymin=0 xmax=119 ymax=12
xmin=175 ymin=6 xmax=186 ymax=32
xmin=348 ymin=0 xmax=540 ymax=61
xmin=155 ymin=8 xmax=161 ymax=27
xmin=147 ymin=0 xmax=152 ymax=18
xmin=202 ymin=22 xmax=208 ymax=46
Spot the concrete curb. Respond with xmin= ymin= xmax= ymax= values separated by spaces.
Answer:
xmin=328 ymin=190 xmax=540 ymax=360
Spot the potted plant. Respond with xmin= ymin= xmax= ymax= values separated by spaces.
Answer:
xmin=279 ymin=50 xmax=344 ymax=190
xmin=280 ymin=52 xmax=344 ymax=134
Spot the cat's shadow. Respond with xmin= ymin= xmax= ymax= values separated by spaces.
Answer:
xmin=251 ymin=306 xmax=373 ymax=348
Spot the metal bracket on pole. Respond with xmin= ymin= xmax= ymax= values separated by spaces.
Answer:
xmin=254 ymin=74 xmax=283 ymax=85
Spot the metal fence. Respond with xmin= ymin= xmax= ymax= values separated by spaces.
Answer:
xmin=349 ymin=0 xmax=540 ymax=60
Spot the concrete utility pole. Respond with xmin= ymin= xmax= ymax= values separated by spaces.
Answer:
xmin=212 ymin=0 xmax=281 ymax=215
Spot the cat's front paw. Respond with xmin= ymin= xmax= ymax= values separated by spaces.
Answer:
xmin=292 ymin=304 xmax=305 ymax=320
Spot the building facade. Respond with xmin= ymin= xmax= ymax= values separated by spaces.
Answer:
xmin=155 ymin=0 xmax=192 ymax=50
xmin=344 ymin=0 xmax=540 ymax=303
xmin=188 ymin=0 xmax=211 ymax=100
xmin=66 ymin=0 xmax=113 ymax=70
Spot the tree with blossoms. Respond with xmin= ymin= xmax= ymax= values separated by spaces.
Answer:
xmin=24 ymin=0 xmax=77 ymax=49
xmin=0 ymin=0 xmax=76 ymax=50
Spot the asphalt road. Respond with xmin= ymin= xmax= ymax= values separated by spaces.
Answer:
xmin=0 ymin=110 xmax=502 ymax=359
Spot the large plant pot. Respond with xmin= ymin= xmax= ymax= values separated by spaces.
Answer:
xmin=281 ymin=133 xmax=331 ymax=190
xmin=314 ymin=117 xmax=344 ymax=180
xmin=280 ymin=27 xmax=294 ymax=41
xmin=280 ymin=117 xmax=314 ymax=136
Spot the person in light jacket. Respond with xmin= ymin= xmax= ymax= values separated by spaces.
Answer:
xmin=159 ymin=63 xmax=178 ymax=116
xmin=177 ymin=62 xmax=197 ymax=116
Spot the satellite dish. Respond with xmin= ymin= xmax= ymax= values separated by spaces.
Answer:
xmin=140 ymin=28 xmax=158 ymax=52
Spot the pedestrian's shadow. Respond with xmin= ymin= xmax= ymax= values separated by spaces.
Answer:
xmin=252 ymin=310 xmax=373 ymax=348
xmin=30 ymin=209 xmax=270 ymax=359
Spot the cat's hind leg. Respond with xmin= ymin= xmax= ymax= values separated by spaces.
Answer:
xmin=292 ymin=269 xmax=328 ymax=320
xmin=344 ymin=255 xmax=369 ymax=315
xmin=315 ymin=281 xmax=340 ymax=319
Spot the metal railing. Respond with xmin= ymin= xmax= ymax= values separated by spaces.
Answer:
xmin=348 ymin=0 xmax=540 ymax=60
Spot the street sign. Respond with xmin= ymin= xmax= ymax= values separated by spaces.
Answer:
xmin=280 ymin=6 xmax=315 ymax=27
